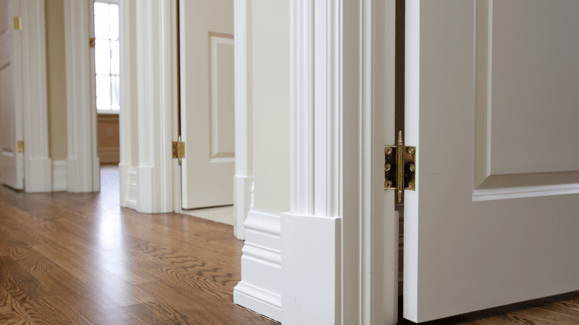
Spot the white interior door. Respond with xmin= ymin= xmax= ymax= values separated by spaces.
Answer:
xmin=180 ymin=0 xmax=234 ymax=209
xmin=405 ymin=0 xmax=579 ymax=322
xmin=0 ymin=0 xmax=23 ymax=190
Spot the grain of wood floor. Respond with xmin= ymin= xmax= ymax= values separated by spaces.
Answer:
xmin=0 ymin=166 xmax=577 ymax=324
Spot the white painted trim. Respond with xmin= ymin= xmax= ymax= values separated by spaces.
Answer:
xmin=234 ymin=210 xmax=282 ymax=321
xmin=473 ymin=183 xmax=579 ymax=201
xmin=134 ymin=0 xmax=174 ymax=213
xmin=119 ymin=0 xmax=138 ymax=209
xmin=20 ymin=0 xmax=52 ymax=193
xmin=64 ymin=0 xmax=100 ymax=193
xmin=283 ymin=1 xmax=397 ymax=324
xmin=233 ymin=0 xmax=253 ymax=239
xmin=52 ymin=160 xmax=67 ymax=192
xmin=233 ymin=176 xmax=253 ymax=239
xmin=210 ymin=36 xmax=235 ymax=160
xmin=289 ymin=0 xmax=314 ymax=216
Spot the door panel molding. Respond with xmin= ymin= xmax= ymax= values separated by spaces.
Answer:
xmin=210 ymin=36 xmax=235 ymax=162
xmin=474 ymin=0 xmax=579 ymax=199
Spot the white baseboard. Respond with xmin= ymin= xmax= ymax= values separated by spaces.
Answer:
xmin=120 ymin=163 xmax=138 ymax=209
xmin=234 ymin=282 xmax=282 ymax=321
xmin=98 ymin=147 xmax=120 ymax=164
xmin=233 ymin=175 xmax=253 ymax=240
xmin=281 ymin=212 xmax=341 ymax=325
xmin=52 ymin=160 xmax=67 ymax=191
xmin=234 ymin=210 xmax=282 ymax=321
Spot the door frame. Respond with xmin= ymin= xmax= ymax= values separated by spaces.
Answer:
xmin=281 ymin=0 xmax=398 ymax=324
xmin=233 ymin=0 xmax=253 ymax=240
xmin=64 ymin=0 xmax=100 ymax=192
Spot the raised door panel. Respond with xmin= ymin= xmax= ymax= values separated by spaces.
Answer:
xmin=475 ymin=0 xmax=579 ymax=198
xmin=210 ymin=35 xmax=235 ymax=161
xmin=180 ymin=0 xmax=234 ymax=209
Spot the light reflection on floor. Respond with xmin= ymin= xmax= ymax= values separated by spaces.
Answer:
xmin=97 ymin=165 xmax=132 ymax=303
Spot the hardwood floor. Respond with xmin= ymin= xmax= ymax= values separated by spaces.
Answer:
xmin=0 ymin=166 xmax=578 ymax=324
xmin=0 ymin=166 xmax=278 ymax=324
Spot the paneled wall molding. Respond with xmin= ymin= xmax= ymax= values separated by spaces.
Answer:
xmin=234 ymin=210 xmax=282 ymax=321
xmin=21 ymin=0 xmax=51 ymax=192
xmin=233 ymin=0 xmax=253 ymax=239
xmin=64 ymin=0 xmax=100 ymax=193
xmin=51 ymin=160 xmax=67 ymax=192
xmin=134 ymin=0 xmax=174 ymax=213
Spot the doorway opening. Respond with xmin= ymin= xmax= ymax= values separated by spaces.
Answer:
xmin=93 ymin=0 xmax=121 ymax=200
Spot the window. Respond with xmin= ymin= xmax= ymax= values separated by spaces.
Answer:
xmin=94 ymin=1 xmax=119 ymax=113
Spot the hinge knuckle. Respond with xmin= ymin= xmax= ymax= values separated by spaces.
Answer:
xmin=385 ymin=131 xmax=416 ymax=203
xmin=172 ymin=141 xmax=185 ymax=160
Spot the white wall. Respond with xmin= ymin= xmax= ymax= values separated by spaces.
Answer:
xmin=233 ymin=0 xmax=289 ymax=321
xmin=252 ymin=0 xmax=290 ymax=214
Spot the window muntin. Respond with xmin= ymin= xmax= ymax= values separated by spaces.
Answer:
xmin=94 ymin=1 xmax=119 ymax=113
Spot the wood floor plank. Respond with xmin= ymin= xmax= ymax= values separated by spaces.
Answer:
xmin=0 ymin=257 xmax=52 ymax=305
xmin=20 ymin=295 xmax=93 ymax=325
xmin=32 ymin=244 xmax=155 ymax=307
xmin=0 ymin=285 xmax=34 ymax=325
xmin=28 ymin=265 xmax=126 ymax=324
xmin=6 ymin=167 xmax=578 ymax=325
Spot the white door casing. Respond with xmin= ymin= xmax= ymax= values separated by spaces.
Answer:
xmin=278 ymin=0 xmax=398 ymax=324
xmin=0 ymin=0 xmax=23 ymax=190
xmin=233 ymin=0 xmax=253 ymax=240
xmin=180 ymin=0 xmax=235 ymax=209
xmin=20 ymin=0 xmax=52 ymax=193
xmin=64 ymin=0 xmax=100 ymax=193
xmin=405 ymin=0 xmax=579 ymax=322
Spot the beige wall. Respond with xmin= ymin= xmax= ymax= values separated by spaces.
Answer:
xmin=251 ymin=0 xmax=290 ymax=214
xmin=45 ymin=0 xmax=67 ymax=160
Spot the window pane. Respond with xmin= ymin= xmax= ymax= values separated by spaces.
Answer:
xmin=110 ymin=40 xmax=119 ymax=75
xmin=96 ymin=75 xmax=111 ymax=110
xmin=95 ymin=40 xmax=110 ymax=75
xmin=94 ymin=3 xmax=110 ymax=40
xmin=109 ymin=4 xmax=119 ymax=41
xmin=111 ymin=76 xmax=120 ymax=110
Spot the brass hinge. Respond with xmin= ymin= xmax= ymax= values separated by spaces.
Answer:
xmin=172 ymin=137 xmax=185 ymax=164
xmin=385 ymin=131 xmax=416 ymax=203
xmin=13 ymin=17 xmax=21 ymax=30
xmin=89 ymin=37 xmax=96 ymax=48
xmin=17 ymin=140 xmax=24 ymax=153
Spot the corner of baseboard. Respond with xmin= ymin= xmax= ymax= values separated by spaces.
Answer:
xmin=234 ymin=282 xmax=282 ymax=322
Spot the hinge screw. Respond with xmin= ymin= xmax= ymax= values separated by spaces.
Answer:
xmin=385 ymin=147 xmax=393 ymax=155
xmin=385 ymin=164 xmax=391 ymax=172
xmin=407 ymin=147 xmax=415 ymax=155
xmin=409 ymin=164 xmax=415 ymax=172
xmin=385 ymin=180 xmax=392 ymax=188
